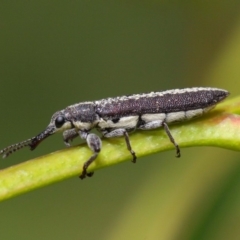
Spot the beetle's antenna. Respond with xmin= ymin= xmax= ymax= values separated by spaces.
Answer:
xmin=0 ymin=127 xmax=55 ymax=158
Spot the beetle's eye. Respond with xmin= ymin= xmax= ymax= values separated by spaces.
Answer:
xmin=55 ymin=116 xmax=65 ymax=128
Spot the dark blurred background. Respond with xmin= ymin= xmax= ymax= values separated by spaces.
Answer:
xmin=0 ymin=1 xmax=240 ymax=239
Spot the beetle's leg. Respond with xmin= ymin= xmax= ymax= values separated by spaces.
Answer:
xmin=102 ymin=128 xmax=136 ymax=163
xmin=79 ymin=131 xmax=102 ymax=179
xmin=63 ymin=129 xmax=78 ymax=147
xmin=162 ymin=122 xmax=180 ymax=158
xmin=138 ymin=119 xmax=180 ymax=158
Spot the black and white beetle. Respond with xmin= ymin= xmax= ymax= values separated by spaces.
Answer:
xmin=0 ymin=87 xmax=229 ymax=179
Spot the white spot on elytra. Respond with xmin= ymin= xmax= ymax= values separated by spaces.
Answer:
xmin=166 ymin=111 xmax=186 ymax=123
xmin=98 ymin=116 xmax=139 ymax=129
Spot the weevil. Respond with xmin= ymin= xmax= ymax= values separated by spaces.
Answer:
xmin=0 ymin=87 xmax=229 ymax=179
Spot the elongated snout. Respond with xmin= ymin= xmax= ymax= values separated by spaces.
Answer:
xmin=0 ymin=126 xmax=55 ymax=158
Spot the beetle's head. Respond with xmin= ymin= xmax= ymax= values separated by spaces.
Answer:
xmin=0 ymin=110 xmax=73 ymax=158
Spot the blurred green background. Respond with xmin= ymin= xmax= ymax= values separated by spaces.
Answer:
xmin=1 ymin=1 xmax=240 ymax=239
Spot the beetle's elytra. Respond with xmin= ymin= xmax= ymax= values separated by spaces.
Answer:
xmin=0 ymin=87 xmax=229 ymax=179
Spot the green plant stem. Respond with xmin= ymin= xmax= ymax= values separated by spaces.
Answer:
xmin=0 ymin=96 xmax=240 ymax=201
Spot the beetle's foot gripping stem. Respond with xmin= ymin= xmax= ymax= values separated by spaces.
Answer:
xmin=162 ymin=122 xmax=181 ymax=158
xmin=79 ymin=132 xmax=102 ymax=180
xmin=86 ymin=172 xmax=94 ymax=177
xmin=79 ymin=153 xmax=98 ymax=179
xmin=123 ymin=131 xmax=137 ymax=163
xmin=102 ymin=128 xmax=137 ymax=163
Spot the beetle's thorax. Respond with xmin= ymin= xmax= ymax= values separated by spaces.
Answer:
xmin=64 ymin=102 xmax=99 ymax=131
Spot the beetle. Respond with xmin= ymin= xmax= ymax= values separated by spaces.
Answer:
xmin=0 ymin=87 xmax=229 ymax=179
